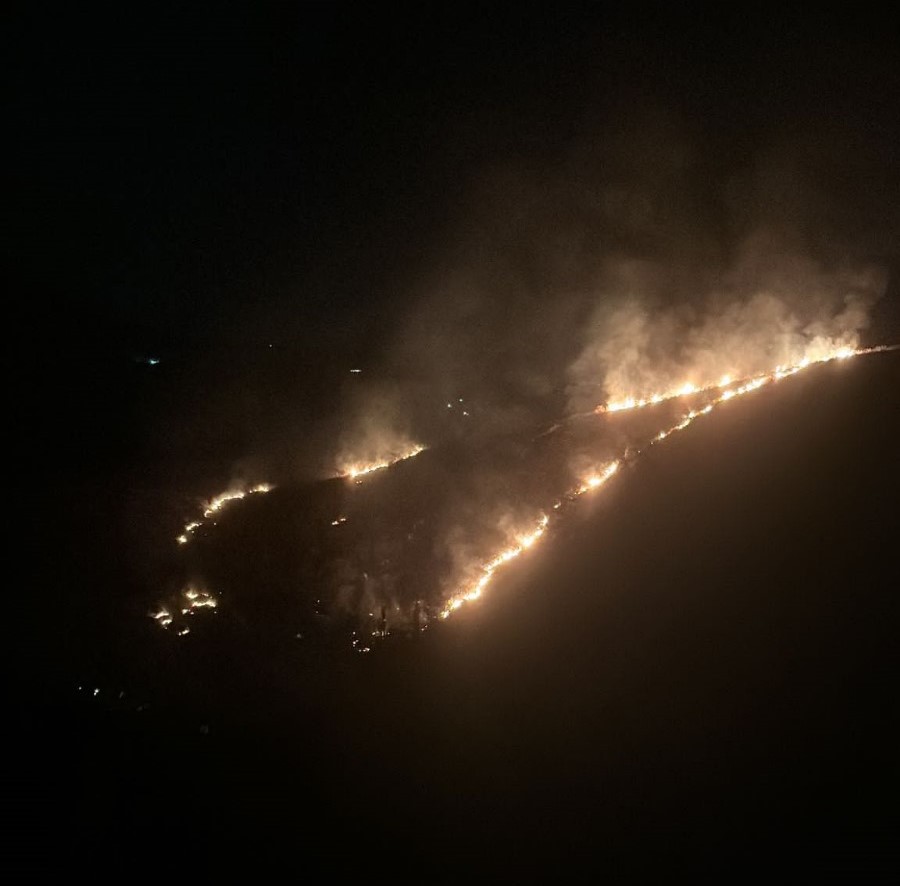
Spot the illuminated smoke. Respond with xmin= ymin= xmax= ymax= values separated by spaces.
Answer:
xmin=440 ymin=514 xmax=550 ymax=618
xmin=597 ymin=344 xmax=867 ymax=413
xmin=568 ymin=250 xmax=886 ymax=415
xmin=156 ymin=344 xmax=892 ymax=641
xmin=333 ymin=380 xmax=428 ymax=481
xmin=337 ymin=443 xmax=426 ymax=480
xmin=439 ymin=346 xmax=889 ymax=621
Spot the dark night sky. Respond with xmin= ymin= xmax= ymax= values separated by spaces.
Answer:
xmin=17 ymin=5 xmax=898 ymax=357
xmin=10 ymin=5 xmax=900 ymax=876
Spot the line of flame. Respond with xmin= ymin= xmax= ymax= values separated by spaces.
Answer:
xmin=440 ymin=344 xmax=893 ymax=620
xmin=595 ymin=345 xmax=875 ymax=414
xmin=338 ymin=444 xmax=427 ymax=480
xmin=440 ymin=515 xmax=550 ymax=618
xmin=176 ymin=483 xmax=273 ymax=545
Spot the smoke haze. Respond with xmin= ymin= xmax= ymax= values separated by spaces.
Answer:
xmin=567 ymin=243 xmax=886 ymax=411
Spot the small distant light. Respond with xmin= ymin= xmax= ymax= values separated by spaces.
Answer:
xmin=463 ymin=411 xmax=469 ymax=416
xmin=269 ymin=344 xmax=273 ymax=348
xmin=147 ymin=358 xmax=159 ymax=365
xmin=350 ymin=368 xmax=362 ymax=373
xmin=93 ymin=688 xmax=99 ymax=697
xmin=447 ymin=403 xmax=452 ymax=408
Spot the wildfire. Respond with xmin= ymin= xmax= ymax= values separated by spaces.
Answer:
xmin=176 ymin=483 xmax=273 ymax=545
xmin=150 ymin=608 xmax=173 ymax=628
xmin=150 ymin=342 xmax=894 ymax=640
xmin=576 ymin=461 xmax=620 ymax=495
xmin=440 ymin=515 xmax=549 ymax=618
xmin=150 ymin=586 xmax=218 ymax=633
xmin=596 ymin=344 xmax=868 ymax=414
xmin=439 ymin=344 xmax=895 ymax=622
xmin=339 ymin=444 xmax=427 ymax=480
xmin=203 ymin=483 xmax=272 ymax=517
xmin=645 ymin=348 xmax=865 ymax=446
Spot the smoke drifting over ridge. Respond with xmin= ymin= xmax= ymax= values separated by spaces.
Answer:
xmin=567 ymin=242 xmax=886 ymax=413
xmin=149 ymin=89 xmax=894 ymax=490
xmin=367 ymin=109 xmax=891 ymax=442
xmin=334 ymin=383 xmax=425 ymax=480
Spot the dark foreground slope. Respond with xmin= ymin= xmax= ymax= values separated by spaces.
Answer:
xmin=11 ymin=352 xmax=900 ymax=878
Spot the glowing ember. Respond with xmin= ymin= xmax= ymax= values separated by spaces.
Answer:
xmin=339 ymin=444 xmax=426 ymax=480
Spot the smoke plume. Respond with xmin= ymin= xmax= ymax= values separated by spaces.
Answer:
xmin=567 ymin=238 xmax=886 ymax=412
